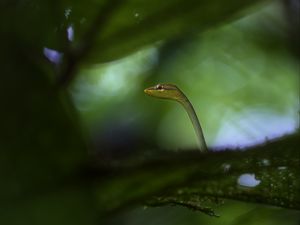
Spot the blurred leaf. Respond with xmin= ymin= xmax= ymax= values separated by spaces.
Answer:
xmin=83 ymin=0 xmax=264 ymax=62
xmin=0 ymin=1 xmax=67 ymax=53
xmin=0 ymin=43 xmax=88 ymax=196
xmin=0 ymin=6 xmax=89 ymax=223
xmin=57 ymin=0 xmax=265 ymax=85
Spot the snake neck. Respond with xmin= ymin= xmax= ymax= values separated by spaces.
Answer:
xmin=179 ymin=98 xmax=208 ymax=152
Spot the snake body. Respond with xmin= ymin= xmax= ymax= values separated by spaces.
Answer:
xmin=144 ymin=83 xmax=208 ymax=152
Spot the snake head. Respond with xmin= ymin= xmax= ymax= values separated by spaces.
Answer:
xmin=144 ymin=83 xmax=183 ymax=101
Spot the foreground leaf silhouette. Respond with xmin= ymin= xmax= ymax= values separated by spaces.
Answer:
xmin=91 ymin=134 xmax=300 ymax=217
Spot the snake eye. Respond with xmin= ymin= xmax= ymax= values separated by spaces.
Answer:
xmin=156 ymin=84 xmax=163 ymax=90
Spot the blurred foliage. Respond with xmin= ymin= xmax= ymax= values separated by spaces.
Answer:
xmin=0 ymin=0 xmax=299 ymax=225
xmin=73 ymin=1 xmax=299 ymax=150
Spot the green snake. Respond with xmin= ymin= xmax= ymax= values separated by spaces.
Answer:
xmin=144 ymin=83 xmax=208 ymax=152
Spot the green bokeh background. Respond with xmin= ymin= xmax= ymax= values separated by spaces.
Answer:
xmin=0 ymin=0 xmax=299 ymax=224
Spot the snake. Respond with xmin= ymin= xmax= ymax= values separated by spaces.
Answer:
xmin=144 ymin=83 xmax=208 ymax=152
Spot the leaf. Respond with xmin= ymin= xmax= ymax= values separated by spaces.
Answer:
xmin=0 ymin=38 xmax=94 ymax=225
xmin=85 ymin=0 xmax=264 ymax=62
xmin=146 ymin=195 xmax=222 ymax=217
xmin=58 ymin=0 xmax=264 ymax=85
xmin=91 ymin=134 xmax=300 ymax=216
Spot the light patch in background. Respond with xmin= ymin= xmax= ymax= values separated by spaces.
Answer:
xmin=72 ymin=47 xmax=158 ymax=112
xmin=238 ymin=173 xmax=261 ymax=188
xmin=43 ymin=47 xmax=63 ymax=65
xmin=67 ymin=25 xmax=74 ymax=41
xmin=65 ymin=8 xmax=72 ymax=19
xmin=222 ymin=163 xmax=231 ymax=172
xmin=213 ymin=108 xmax=298 ymax=149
